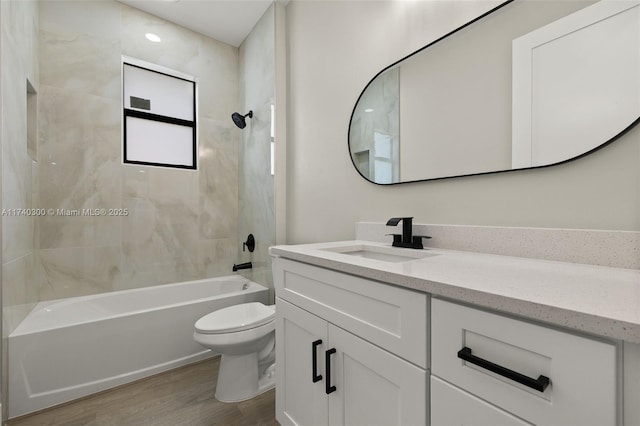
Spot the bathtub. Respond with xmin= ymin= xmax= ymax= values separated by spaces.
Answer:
xmin=8 ymin=275 xmax=269 ymax=418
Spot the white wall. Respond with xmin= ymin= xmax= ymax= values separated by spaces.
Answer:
xmin=285 ymin=0 xmax=640 ymax=244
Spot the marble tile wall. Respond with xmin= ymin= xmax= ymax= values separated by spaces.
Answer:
xmin=37 ymin=0 xmax=241 ymax=301
xmin=238 ymin=5 xmax=276 ymax=294
xmin=1 ymin=0 xmax=40 ymax=419
xmin=2 ymin=0 xmax=39 ymax=334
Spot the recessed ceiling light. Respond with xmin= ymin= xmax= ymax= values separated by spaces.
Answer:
xmin=364 ymin=108 xmax=374 ymax=113
xmin=145 ymin=33 xmax=161 ymax=43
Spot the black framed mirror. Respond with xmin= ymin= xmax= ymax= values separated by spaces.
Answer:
xmin=349 ymin=0 xmax=640 ymax=184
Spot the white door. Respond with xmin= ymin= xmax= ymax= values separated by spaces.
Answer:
xmin=512 ymin=0 xmax=640 ymax=168
xmin=431 ymin=376 xmax=533 ymax=426
xmin=327 ymin=324 xmax=427 ymax=426
xmin=276 ymin=298 xmax=328 ymax=426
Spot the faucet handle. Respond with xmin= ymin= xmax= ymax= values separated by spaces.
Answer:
xmin=412 ymin=235 xmax=431 ymax=249
xmin=243 ymin=234 xmax=255 ymax=253
xmin=385 ymin=233 xmax=402 ymax=243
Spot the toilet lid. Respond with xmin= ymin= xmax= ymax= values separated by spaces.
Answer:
xmin=195 ymin=302 xmax=275 ymax=334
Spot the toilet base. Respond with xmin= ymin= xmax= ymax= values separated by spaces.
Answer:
xmin=214 ymin=354 xmax=275 ymax=403
xmin=258 ymin=362 xmax=276 ymax=394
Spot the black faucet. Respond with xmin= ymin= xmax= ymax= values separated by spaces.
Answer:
xmin=386 ymin=217 xmax=431 ymax=249
xmin=233 ymin=262 xmax=252 ymax=272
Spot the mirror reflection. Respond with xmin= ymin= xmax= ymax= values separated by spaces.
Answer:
xmin=349 ymin=0 xmax=640 ymax=184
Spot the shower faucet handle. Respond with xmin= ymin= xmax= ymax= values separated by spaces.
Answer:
xmin=243 ymin=234 xmax=255 ymax=253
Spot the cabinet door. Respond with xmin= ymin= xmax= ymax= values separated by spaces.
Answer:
xmin=276 ymin=298 xmax=328 ymax=426
xmin=431 ymin=376 xmax=533 ymax=426
xmin=327 ymin=324 xmax=426 ymax=426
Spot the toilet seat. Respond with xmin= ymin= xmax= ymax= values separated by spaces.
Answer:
xmin=195 ymin=302 xmax=275 ymax=334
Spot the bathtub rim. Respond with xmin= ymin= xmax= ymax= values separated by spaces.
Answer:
xmin=11 ymin=275 xmax=267 ymax=337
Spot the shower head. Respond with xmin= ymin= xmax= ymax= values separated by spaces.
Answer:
xmin=231 ymin=110 xmax=253 ymax=129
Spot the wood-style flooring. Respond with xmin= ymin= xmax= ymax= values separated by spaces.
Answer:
xmin=7 ymin=357 xmax=278 ymax=426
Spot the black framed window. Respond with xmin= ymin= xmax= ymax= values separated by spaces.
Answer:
xmin=123 ymin=61 xmax=197 ymax=169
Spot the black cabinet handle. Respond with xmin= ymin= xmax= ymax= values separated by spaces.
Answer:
xmin=312 ymin=339 xmax=323 ymax=383
xmin=457 ymin=347 xmax=550 ymax=392
xmin=325 ymin=348 xmax=337 ymax=394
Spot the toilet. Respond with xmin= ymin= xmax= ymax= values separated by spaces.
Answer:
xmin=193 ymin=302 xmax=276 ymax=402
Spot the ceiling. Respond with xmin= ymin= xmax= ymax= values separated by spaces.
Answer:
xmin=117 ymin=0 xmax=273 ymax=47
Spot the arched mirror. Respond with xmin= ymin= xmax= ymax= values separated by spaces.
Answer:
xmin=349 ymin=0 xmax=640 ymax=184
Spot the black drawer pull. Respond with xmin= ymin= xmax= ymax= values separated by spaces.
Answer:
xmin=325 ymin=348 xmax=337 ymax=394
xmin=457 ymin=347 xmax=550 ymax=392
xmin=312 ymin=339 xmax=323 ymax=383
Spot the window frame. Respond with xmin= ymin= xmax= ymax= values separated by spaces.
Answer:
xmin=122 ymin=58 xmax=197 ymax=170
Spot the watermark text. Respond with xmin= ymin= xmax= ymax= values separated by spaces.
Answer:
xmin=2 ymin=208 xmax=129 ymax=217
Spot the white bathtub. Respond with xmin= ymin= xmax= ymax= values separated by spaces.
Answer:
xmin=8 ymin=275 xmax=269 ymax=418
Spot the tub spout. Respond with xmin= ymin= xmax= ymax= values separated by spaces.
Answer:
xmin=233 ymin=262 xmax=252 ymax=272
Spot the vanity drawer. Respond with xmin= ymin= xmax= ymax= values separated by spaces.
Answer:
xmin=431 ymin=298 xmax=617 ymax=426
xmin=431 ymin=376 xmax=533 ymax=425
xmin=272 ymin=257 xmax=428 ymax=368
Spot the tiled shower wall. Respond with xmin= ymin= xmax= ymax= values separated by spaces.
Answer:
xmin=2 ymin=0 xmax=40 ymax=334
xmin=1 ymin=0 xmax=39 ymax=418
xmin=238 ymin=5 xmax=276 ymax=292
xmin=37 ymin=0 xmax=242 ymax=301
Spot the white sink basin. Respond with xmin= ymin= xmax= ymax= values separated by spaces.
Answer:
xmin=322 ymin=244 xmax=437 ymax=263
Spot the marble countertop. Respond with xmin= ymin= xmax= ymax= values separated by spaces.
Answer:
xmin=270 ymin=241 xmax=640 ymax=343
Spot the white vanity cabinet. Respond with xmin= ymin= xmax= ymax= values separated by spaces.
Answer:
xmin=431 ymin=298 xmax=618 ymax=426
xmin=271 ymin=240 xmax=640 ymax=426
xmin=273 ymin=257 xmax=428 ymax=426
